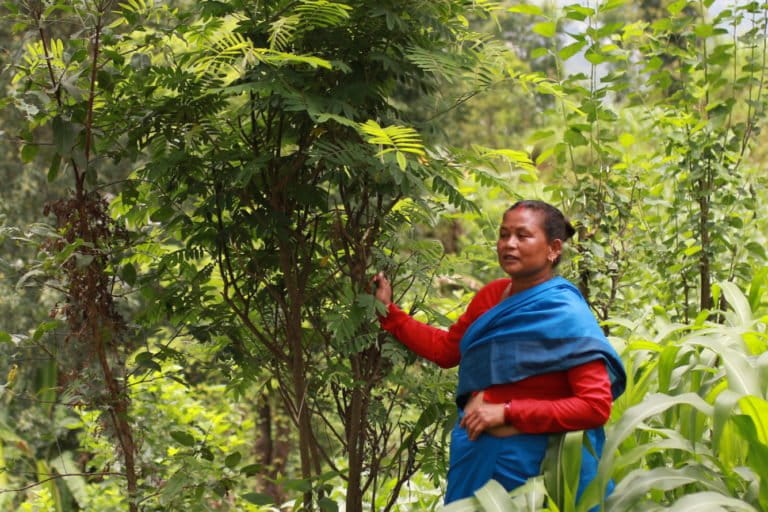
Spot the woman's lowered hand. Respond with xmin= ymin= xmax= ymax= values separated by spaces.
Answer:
xmin=460 ymin=392 xmax=518 ymax=441
xmin=372 ymin=272 xmax=392 ymax=306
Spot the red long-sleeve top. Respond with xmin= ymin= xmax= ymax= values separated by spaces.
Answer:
xmin=380 ymin=278 xmax=613 ymax=434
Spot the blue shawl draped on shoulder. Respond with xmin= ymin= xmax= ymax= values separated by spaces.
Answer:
xmin=456 ymin=276 xmax=626 ymax=408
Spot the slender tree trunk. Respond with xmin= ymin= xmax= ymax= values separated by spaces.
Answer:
xmin=95 ymin=327 xmax=138 ymax=512
xmin=346 ymin=354 xmax=366 ymax=512
xmin=288 ymin=310 xmax=315 ymax=508
xmin=280 ymin=242 xmax=317 ymax=508
xmin=49 ymin=195 xmax=140 ymax=512
xmin=254 ymin=397 xmax=290 ymax=503
xmin=698 ymin=174 xmax=713 ymax=311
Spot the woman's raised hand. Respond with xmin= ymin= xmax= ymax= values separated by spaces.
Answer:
xmin=372 ymin=272 xmax=392 ymax=306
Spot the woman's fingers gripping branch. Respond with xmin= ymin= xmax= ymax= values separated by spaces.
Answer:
xmin=372 ymin=272 xmax=393 ymax=306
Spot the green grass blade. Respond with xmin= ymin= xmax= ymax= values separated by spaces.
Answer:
xmin=664 ymin=491 xmax=758 ymax=511
xmin=475 ymin=479 xmax=515 ymax=511
xmin=720 ymin=281 xmax=753 ymax=328
xmin=441 ymin=497 xmax=481 ymax=512
xmin=577 ymin=393 xmax=713 ymax=512
xmin=713 ymin=389 xmax=741 ymax=453
xmin=606 ymin=466 xmax=729 ymax=511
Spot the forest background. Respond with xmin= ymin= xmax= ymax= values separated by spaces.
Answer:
xmin=1 ymin=0 xmax=768 ymax=511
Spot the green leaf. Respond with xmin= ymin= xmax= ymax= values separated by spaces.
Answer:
xmin=719 ymin=281 xmax=752 ymax=327
xmin=240 ymin=464 xmax=263 ymax=476
xmin=16 ymin=269 xmax=46 ymax=289
xmin=33 ymin=320 xmax=62 ymax=342
xmin=668 ymin=492 xmax=758 ymax=511
xmin=559 ymin=41 xmax=586 ymax=61
xmin=532 ymin=21 xmax=557 ymax=38
xmin=242 ymin=493 xmax=274 ymax=505
xmin=319 ymin=497 xmax=339 ymax=512
xmin=578 ymin=393 xmax=714 ymax=512
xmin=282 ymin=478 xmax=311 ymax=493
xmin=0 ymin=419 xmax=22 ymax=443
xmin=507 ymin=4 xmax=544 ymax=16
xmin=683 ymin=245 xmax=702 ymax=256
xmin=224 ymin=451 xmax=242 ymax=468
xmin=667 ymin=0 xmax=689 ymax=15
xmin=54 ymin=238 xmax=85 ymax=266
xmin=564 ymin=5 xmax=595 ymax=21
xmin=685 ymin=335 xmax=759 ymax=396
xmin=606 ymin=467 xmax=729 ymax=510
xmin=564 ymin=128 xmax=588 ymax=147
xmin=120 ymin=263 xmax=137 ymax=286
xmin=584 ymin=48 xmax=606 ymax=64
xmin=170 ymin=430 xmax=196 ymax=446
xmin=48 ymin=153 xmax=62 ymax=182
xmin=201 ymin=446 xmax=215 ymax=461
xmin=598 ymin=0 xmax=626 ymax=12
xmin=0 ymin=332 xmax=11 ymax=343
xmin=3 ymin=1 xmax=20 ymax=14
xmin=474 ymin=479 xmax=514 ymax=511
xmin=396 ymin=151 xmax=407 ymax=170
xmin=739 ymin=396 xmax=768 ymax=445
xmin=52 ymin=116 xmax=78 ymax=156
xmin=161 ymin=471 xmax=187 ymax=499
xmin=150 ymin=206 xmax=175 ymax=223
xmin=542 ymin=431 xmax=583 ymax=512
xmin=21 ymin=144 xmax=38 ymax=163
xmin=618 ymin=133 xmax=635 ymax=147
xmin=50 ymin=452 xmax=88 ymax=506
xmin=359 ymin=120 xmax=425 ymax=156
xmin=441 ymin=496 xmax=479 ymax=511
xmin=694 ymin=24 xmax=715 ymax=38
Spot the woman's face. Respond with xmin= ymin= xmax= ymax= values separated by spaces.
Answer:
xmin=497 ymin=207 xmax=561 ymax=279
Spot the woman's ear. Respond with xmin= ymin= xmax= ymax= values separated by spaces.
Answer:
xmin=548 ymin=239 xmax=563 ymax=263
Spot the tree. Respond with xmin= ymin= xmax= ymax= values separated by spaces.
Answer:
xmin=104 ymin=0 xmax=510 ymax=509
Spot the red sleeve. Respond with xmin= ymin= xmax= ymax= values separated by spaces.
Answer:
xmin=504 ymin=360 xmax=613 ymax=433
xmin=379 ymin=279 xmax=510 ymax=369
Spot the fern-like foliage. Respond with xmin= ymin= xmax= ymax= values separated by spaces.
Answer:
xmin=268 ymin=1 xmax=351 ymax=51
xmin=476 ymin=147 xmax=536 ymax=172
xmin=187 ymin=17 xmax=332 ymax=85
xmin=358 ymin=120 xmax=425 ymax=156
xmin=359 ymin=120 xmax=426 ymax=170
xmin=311 ymin=139 xmax=379 ymax=170
xmin=406 ymin=45 xmax=467 ymax=82
xmin=431 ymin=174 xmax=479 ymax=213
xmin=295 ymin=0 xmax=353 ymax=28
xmin=268 ymin=14 xmax=300 ymax=50
xmin=118 ymin=0 xmax=153 ymax=15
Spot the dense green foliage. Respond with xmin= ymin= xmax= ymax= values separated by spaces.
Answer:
xmin=1 ymin=0 xmax=767 ymax=511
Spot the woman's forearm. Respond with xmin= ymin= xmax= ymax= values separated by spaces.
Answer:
xmin=503 ymin=360 xmax=612 ymax=433
xmin=379 ymin=303 xmax=461 ymax=368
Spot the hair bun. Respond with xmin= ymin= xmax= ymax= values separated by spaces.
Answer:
xmin=564 ymin=220 xmax=576 ymax=241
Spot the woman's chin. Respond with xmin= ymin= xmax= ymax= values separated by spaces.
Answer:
xmin=501 ymin=263 xmax=521 ymax=275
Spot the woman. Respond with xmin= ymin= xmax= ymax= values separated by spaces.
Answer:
xmin=373 ymin=200 xmax=626 ymax=503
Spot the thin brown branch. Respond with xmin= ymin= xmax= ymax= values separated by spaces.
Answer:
xmin=0 ymin=472 xmax=125 ymax=494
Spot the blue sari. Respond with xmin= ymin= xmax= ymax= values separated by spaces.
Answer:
xmin=446 ymin=276 xmax=626 ymax=503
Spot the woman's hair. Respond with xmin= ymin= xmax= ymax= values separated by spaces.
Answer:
xmin=506 ymin=200 xmax=575 ymax=266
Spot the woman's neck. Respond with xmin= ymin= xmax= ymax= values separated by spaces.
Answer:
xmin=508 ymin=272 xmax=554 ymax=296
